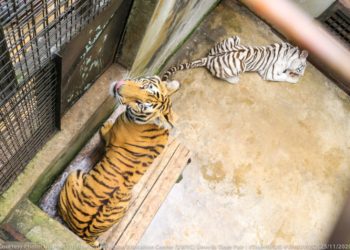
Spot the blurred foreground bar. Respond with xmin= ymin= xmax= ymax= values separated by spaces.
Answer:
xmin=241 ymin=0 xmax=350 ymax=90
xmin=327 ymin=194 xmax=350 ymax=245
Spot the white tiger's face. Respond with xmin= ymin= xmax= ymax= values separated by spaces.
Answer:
xmin=286 ymin=50 xmax=308 ymax=81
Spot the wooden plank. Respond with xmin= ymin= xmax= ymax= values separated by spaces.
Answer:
xmin=99 ymin=139 xmax=191 ymax=248
xmin=0 ymin=224 xmax=46 ymax=250
xmin=117 ymin=143 xmax=191 ymax=247
xmin=1 ymin=224 xmax=27 ymax=242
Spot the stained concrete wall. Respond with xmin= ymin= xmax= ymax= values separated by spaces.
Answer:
xmin=116 ymin=0 xmax=158 ymax=69
xmin=60 ymin=0 xmax=131 ymax=114
xmin=292 ymin=0 xmax=335 ymax=17
xmin=128 ymin=0 xmax=219 ymax=76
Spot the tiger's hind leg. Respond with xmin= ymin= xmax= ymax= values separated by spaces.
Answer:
xmin=59 ymin=171 xmax=104 ymax=249
xmin=223 ymin=76 xmax=240 ymax=84
xmin=58 ymin=170 xmax=85 ymax=234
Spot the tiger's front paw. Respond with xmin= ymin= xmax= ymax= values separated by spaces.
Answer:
xmin=224 ymin=76 xmax=240 ymax=84
xmin=100 ymin=120 xmax=113 ymax=141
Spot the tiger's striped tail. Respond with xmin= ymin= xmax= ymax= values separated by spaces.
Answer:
xmin=162 ymin=57 xmax=208 ymax=81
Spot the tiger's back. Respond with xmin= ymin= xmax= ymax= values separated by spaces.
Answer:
xmin=58 ymin=118 xmax=168 ymax=244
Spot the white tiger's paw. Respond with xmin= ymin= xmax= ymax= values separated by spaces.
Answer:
xmin=286 ymin=76 xmax=299 ymax=84
xmin=224 ymin=76 xmax=240 ymax=84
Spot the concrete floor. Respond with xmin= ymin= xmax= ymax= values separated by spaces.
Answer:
xmin=139 ymin=0 xmax=350 ymax=247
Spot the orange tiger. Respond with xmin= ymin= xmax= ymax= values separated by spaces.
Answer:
xmin=57 ymin=76 xmax=180 ymax=248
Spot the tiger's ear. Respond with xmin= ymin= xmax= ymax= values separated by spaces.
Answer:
xmin=164 ymin=80 xmax=180 ymax=95
xmin=300 ymin=50 xmax=308 ymax=59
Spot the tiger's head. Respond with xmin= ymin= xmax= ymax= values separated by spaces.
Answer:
xmin=285 ymin=49 xmax=308 ymax=83
xmin=111 ymin=76 xmax=180 ymax=130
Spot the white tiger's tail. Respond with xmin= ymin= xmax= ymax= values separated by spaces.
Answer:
xmin=162 ymin=57 xmax=208 ymax=81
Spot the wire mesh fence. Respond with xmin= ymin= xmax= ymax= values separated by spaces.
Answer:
xmin=319 ymin=1 xmax=350 ymax=48
xmin=0 ymin=61 xmax=58 ymax=192
xmin=0 ymin=0 xmax=112 ymax=194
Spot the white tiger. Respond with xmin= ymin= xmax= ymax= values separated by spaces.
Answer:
xmin=162 ymin=36 xmax=308 ymax=84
